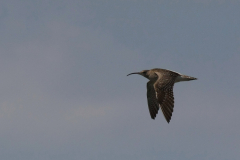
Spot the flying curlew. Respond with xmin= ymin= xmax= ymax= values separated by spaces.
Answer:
xmin=127 ymin=68 xmax=197 ymax=123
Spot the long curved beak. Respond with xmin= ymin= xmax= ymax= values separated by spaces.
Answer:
xmin=127 ymin=72 xmax=140 ymax=76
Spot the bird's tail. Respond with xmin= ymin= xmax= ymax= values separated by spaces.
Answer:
xmin=181 ymin=75 xmax=197 ymax=81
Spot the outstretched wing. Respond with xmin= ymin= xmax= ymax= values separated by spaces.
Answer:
xmin=147 ymin=81 xmax=159 ymax=119
xmin=154 ymin=71 xmax=178 ymax=123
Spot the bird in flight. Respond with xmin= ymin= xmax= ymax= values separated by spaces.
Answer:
xmin=127 ymin=68 xmax=197 ymax=123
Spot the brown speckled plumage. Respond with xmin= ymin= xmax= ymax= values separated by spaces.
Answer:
xmin=127 ymin=68 xmax=197 ymax=123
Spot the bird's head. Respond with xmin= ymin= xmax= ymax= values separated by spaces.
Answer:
xmin=127 ymin=70 xmax=149 ymax=78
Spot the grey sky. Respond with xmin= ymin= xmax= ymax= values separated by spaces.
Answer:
xmin=0 ymin=0 xmax=239 ymax=160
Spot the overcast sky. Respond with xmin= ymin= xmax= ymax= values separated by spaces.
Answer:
xmin=0 ymin=0 xmax=240 ymax=160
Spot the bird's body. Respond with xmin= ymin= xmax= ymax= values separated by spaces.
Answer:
xmin=127 ymin=68 xmax=197 ymax=123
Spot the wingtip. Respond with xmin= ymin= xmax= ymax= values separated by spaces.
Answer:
xmin=151 ymin=115 xmax=156 ymax=120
